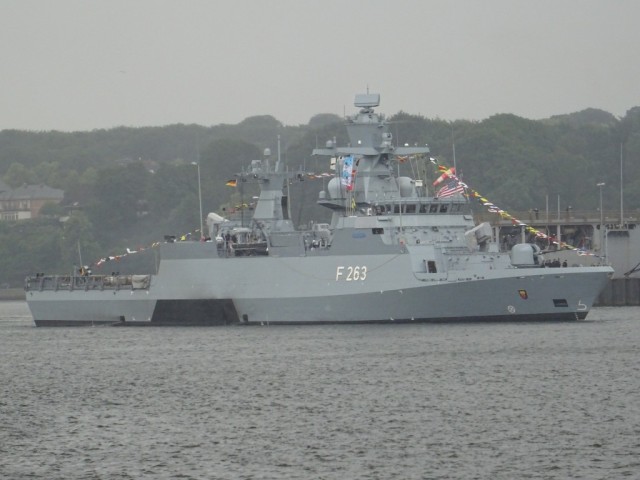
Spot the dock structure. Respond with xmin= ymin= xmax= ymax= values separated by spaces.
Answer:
xmin=597 ymin=278 xmax=640 ymax=306
xmin=476 ymin=208 xmax=640 ymax=306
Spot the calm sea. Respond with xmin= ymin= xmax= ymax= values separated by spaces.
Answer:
xmin=1 ymin=302 xmax=639 ymax=480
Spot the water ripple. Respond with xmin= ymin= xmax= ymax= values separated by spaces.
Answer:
xmin=1 ymin=303 xmax=639 ymax=479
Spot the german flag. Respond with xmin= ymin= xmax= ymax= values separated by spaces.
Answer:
xmin=225 ymin=179 xmax=237 ymax=187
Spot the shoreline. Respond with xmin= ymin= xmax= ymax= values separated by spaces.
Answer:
xmin=0 ymin=288 xmax=26 ymax=301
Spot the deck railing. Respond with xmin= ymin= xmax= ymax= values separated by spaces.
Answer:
xmin=25 ymin=274 xmax=151 ymax=292
xmin=474 ymin=209 xmax=639 ymax=227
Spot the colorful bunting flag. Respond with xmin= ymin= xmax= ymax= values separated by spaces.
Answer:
xmin=433 ymin=166 xmax=455 ymax=186
xmin=429 ymin=158 xmax=594 ymax=254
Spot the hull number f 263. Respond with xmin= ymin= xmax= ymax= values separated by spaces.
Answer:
xmin=336 ymin=265 xmax=368 ymax=281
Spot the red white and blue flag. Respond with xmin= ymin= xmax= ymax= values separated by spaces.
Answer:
xmin=437 ymin=178 xmax=465 ymax=198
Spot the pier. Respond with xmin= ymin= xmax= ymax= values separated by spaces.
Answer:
xmin=476 ymin=208 xmax=640 ymax=307
xmin=597 ymin=278 xmax=640 ymax=306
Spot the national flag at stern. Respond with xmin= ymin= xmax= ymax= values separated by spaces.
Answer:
xmin=437 ymin=178 xmax=465 ymax=198
xmin=225 ymin=179 xmax=237 ymax=187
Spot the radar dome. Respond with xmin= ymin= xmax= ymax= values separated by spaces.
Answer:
xmin=327 ymin=177 xmax=341 ymax=199
xmin=398 ymin=177 xmax=416 ymax=197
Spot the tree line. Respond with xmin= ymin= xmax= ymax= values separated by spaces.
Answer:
xmin=1 ymin=105 xmax=639 ymax=286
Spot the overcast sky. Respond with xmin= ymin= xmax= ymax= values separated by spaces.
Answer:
xmin=2 ymin=0 xmax=639 ymax=132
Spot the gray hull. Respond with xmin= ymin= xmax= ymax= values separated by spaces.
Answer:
xmin=26 ymin=250 xmax=612 ymax=326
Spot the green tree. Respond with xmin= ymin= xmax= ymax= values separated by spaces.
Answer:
xmin=0 ymin=219 xmax=63 ymax=284
xmin=39 ymin=201 xmax=66 ymax=218
xmin=85 ymin=162 xmax=151 ymax=242
xmin=60 ymin=212 xmax=102 ymax=269
xmin=4 ymin=162 xmax=34 ymax=187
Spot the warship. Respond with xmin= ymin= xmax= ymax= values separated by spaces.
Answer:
xmin=25 ymin=94 xmax=613 ymax=326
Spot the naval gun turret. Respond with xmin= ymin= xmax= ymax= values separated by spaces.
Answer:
xmin=511 ymin=243 xmax=545 ymax=267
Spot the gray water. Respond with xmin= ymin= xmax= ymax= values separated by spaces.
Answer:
xmin=1 ymin=303 xmax=639 ymax=480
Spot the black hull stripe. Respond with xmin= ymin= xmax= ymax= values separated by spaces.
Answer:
xmin=34 ymin=310 xmax=587 ymax=326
